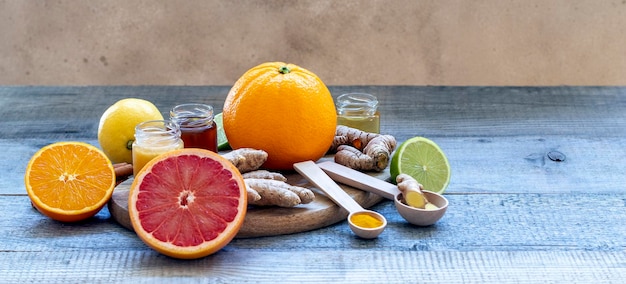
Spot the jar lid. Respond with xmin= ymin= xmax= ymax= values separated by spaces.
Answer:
xmin=170 ymin=103 xmax=214 ymax=127
xmin=336 ymin=93 xmax=378 ymax=116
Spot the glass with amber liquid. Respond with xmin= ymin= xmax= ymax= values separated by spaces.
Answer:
xmin=336 ymin=93 xmax=380 ymax=133
xmin=170 ymin=103 xmax=218 ymax=152
xmin=132 ymin=120 xmax=184 ymax=175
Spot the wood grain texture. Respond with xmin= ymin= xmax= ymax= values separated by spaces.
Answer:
xmin=2 ymin=250 xmax=626 ymax=283
xmin=2 ymin=86 xmax=625 ymax=282
xmin=2 ymin=193 xmax=626 ymax=282
xmin=4 ymin=192 xmax=626 ymax=252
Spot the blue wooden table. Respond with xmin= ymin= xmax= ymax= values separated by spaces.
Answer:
xmin=1 ymin=86 xmax=625 ymax=283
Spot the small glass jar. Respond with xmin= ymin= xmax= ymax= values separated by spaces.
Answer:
xmin=336 ymin=93 xmax=380 ymax=133
xmin=132 ymin=120 xmax=184 ymax=175
xmin=170 ymin=103 xmax=217 ymax=152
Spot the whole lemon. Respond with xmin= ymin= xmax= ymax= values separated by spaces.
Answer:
xmin=223 ymin=62 xmax=337 ymax=170
xmin=98 ymin=98 xmax=163 ymax=164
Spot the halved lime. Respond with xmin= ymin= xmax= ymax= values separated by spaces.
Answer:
xmin=390 ymin=137 xmax=450 ymax=194
xmin=214 ymin=112 xmax=230 ymax=151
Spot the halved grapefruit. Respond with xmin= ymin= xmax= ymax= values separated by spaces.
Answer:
xmin=128 ymin=148 xmax=247 ymax=259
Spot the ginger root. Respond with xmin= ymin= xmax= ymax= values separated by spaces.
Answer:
xmin=222 ymin=148 xmax=315 ymax=207
xmin=222 ymin=148 xmax=268 ymax=173
xmin=330 ymin=126 xmax=397 ymax=172
xmin=245 ymin=185 xmax=262 ymax=204
xmin=242 ymin=170 xmax=287 ymax=182
xmin=245 ymin=179 xmax=315 ymax=207
xmin=396 ymin=174 xmax=438 ymax=210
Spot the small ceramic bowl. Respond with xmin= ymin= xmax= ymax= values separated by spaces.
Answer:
xmin=347 ymin=210 xmax=387 ymax=239
xmin=394 ymin=190 xmax=448 ymax=226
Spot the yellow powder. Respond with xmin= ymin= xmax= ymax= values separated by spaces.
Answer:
xmin=350 ymin=212 xmax=383 ymax=229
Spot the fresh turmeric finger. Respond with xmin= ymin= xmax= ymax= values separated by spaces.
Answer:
xmin=334 ymin=145 xmax=376 ymax=171
xmin=362 ymin=134 xmax=397 ymax=171
xmin=330 ymin=125 xmax=397 ymax=172
xmin=329 ymin=125 xmax=380 ymax=152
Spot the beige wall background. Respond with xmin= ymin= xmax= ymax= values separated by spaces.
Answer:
xmin=1 ymin=0 xmax=625 ymax=86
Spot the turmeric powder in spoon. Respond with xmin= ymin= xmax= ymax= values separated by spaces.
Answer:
xmin=350 ymin=212 xmax=384 ymax=229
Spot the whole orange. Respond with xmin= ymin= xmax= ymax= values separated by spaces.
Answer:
xmin=223 ymin=62 xmax=337 ymax=170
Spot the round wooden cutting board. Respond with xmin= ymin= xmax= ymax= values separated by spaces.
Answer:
xmin=108 ymin=157 xmax=389 ymax=238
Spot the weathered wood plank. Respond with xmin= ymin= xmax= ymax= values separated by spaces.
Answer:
xmin=2 ymin=86 xmax=624 ymax=195
xmin=2 ymin=86 xmax=626 ymax=282
xmin=4 ymin=135 xmax=624 ymax=195
xmin=2 ymin=250 xmax=625 ymax=283
xmin=2 ymin=194 xmax=624 ymax=252
xmin=2 ymin=86 xmax=625 ymax=141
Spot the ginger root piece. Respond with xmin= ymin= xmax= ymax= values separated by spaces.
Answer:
xmin=330 ymin=125 xmax=397 ymax=172
xmin=396 ymin=174 xmax=438 ymax=209
xmin=222 ymin=148 xmax=268 ymax=173
xmin=245 ymin=179 xmax=314 ymax=207
xmin=222 ymin=148 xmax=316 ymax=207
xmin=242 ymin=170 xmax=287 ymax=182
xmin=246 ymin=185 xmax=262 ymax=203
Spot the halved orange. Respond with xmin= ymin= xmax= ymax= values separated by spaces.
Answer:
xmin=25 ymin=141 xmax=116 ymax=222
xmin=128 ymin=148 xmax=247 ymax=259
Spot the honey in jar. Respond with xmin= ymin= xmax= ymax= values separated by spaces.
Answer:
xmin=170 ymin=103 xmax=218 ymax=152
xmin=335 ymin=93 xmax=380 ymax=133
xmin=132 ymin=120 xmax=184 ymax=175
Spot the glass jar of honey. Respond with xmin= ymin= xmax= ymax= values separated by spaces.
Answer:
xmin=170 ymin=103 xmax=217 ymax=152
xmin=336 ymin=93 xmax=380 ymax=133
xmin=132 ymin=120 xmax=184 ymax=175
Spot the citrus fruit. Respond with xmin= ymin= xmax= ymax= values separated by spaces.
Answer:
xmin=390 ymin=137 xmax=451 ymax=194
xmin=25 ymin=141 xmax=116 ymax=222
xmin=214 ymin=112 xmax=230 ymax=151
xmin=98 ymin=98 xmax=164 ymax=164
xmin=223 ymin=62 xmax=337 ymax=170
xmin=128 ymin=148 xmax=247 ymax=259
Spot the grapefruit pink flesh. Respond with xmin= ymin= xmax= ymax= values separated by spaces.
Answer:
xmin=129 ymin=149 xmax=246 ymax=258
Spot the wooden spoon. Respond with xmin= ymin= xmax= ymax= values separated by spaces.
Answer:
xmin=294 ymin=161 xmax=386 ymax=239
xmin=317 ymin=161 xmax=449 ymax=226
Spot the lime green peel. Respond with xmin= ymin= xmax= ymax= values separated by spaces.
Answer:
xmin=214 ymin=112 xmax=231 ymax=151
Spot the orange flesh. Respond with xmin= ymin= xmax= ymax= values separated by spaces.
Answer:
xmin=25 ymin=142 xmax=115 ymax=222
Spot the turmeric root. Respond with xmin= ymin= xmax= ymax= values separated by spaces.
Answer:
xmin=329 ymin=125 xmax=381 ymax=152
xmin=245 ymin=179 xmax=315 ymax=207
xmin=331 ymin=125 xmax=397 ymax=171
xmin=361 ymin=134 xmax=397 ymax=171
xmin=222 ymin=148 xmax=268 ymax=173
xmin=396 ymin=174 xmax=438 ymax=209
